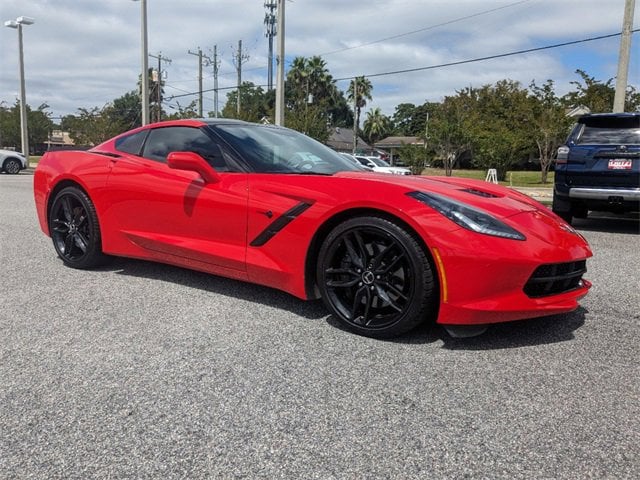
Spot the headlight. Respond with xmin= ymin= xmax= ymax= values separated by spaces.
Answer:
xmin=407 ymin=191 xmax=526 ymax=241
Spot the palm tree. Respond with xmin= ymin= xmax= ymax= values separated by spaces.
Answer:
xmin=347 ymin=76 xmax=373 ymax=152
xmin=363 ymin=107 xmax=391 ymax=145
xmin=287 ymin=57 xmax=308 ymax=105
xmin=287 ymin=56 xmax=337 ymax=108
xmin=306 ymin=56 xmax=336 ymax=101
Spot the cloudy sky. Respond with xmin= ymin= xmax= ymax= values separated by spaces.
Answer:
xmin=1 ymin=0 xmax=638 ymax=123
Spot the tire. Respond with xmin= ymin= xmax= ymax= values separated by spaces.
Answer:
xmin=552 ymin=209 xmax=573 ymax=224
xmin=317 ymin=216 xmax=436 ymax=338
xmin=552 ymin=196 xmax=573 ymax=225
xmin=3 ymin=158 xmax=22 ymax=174
xmin=572 ymin=205 xmax=589 ymax=219
xmin=48 ymin=186 xmax=107 ymax=269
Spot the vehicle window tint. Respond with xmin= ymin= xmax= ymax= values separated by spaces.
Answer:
xmin=115 ymin=130 xmax=148 ymax=155
xmin=577 ymin=126 xmax=640 ymax=145
xmin=577 ymin=116 xmax=640 ymax=145
xmin=141 ymin=126 xmax=230 ymax=170
xmin=214 ymin=124 xmax=357 ymax=174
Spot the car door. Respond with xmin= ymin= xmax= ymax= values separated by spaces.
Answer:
xmin=104 ymin=125 xmax=249 ymax=277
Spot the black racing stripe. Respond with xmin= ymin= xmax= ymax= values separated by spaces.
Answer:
xmin=250 ymin=202 xmax=313 ymax=247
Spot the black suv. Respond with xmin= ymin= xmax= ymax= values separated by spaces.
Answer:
xmin=553 ymin=113 xmax=640 ymax=223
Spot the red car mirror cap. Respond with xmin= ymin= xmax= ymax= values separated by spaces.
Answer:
xmin=167 ymin=151 xmax=220 ymax=184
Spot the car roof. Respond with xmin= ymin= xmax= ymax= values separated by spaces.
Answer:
xmin=577 ymin=112 xmax=640 ymax=128
xmin=578 ymin=112 xmax=640 ymax=122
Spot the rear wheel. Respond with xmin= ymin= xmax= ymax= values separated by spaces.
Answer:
xmin=49 ymin=186 xmax=107 ymax=269
xmin=3 ymin=158 xmax=22 ymax=174
xmin=317 ymin=216 xmax=436 ymax=338
xmin=552 ymin=195 xmax=573 ymax=224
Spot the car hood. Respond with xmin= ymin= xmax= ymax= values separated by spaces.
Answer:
xmin=372 ymin=166 xmax=411 ymax=174
xmin=0 ymin=149 xmax=25 ymax=157
xmin=336 ymin=172 xmax=544 ymax=220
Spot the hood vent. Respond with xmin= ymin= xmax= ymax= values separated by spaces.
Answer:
xmin=460 ymin=187 xmax=499 ymax=198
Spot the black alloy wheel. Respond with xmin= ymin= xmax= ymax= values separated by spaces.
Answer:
xmin=3 ymin=158 xmax=21 ymax=174
xmin=49 ymin=186 xmax=106 ymax=269
xmin=317 ymin=216 xmax=436 ymax=338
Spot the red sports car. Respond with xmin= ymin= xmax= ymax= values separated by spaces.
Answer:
xmin=34 ymin=119 xmax=592 ymax=338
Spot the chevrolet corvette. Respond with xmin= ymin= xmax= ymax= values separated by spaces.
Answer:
xmin=34 ymin=119 xmax=592 ymax=338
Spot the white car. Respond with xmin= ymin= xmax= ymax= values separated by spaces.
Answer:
xmin=355 ymin=156 xmax=411 ymax=175
xmin=340 ymin=153 xmax=374 ymax=171
xmin=0 ymin=149 xmax=28 ymax=174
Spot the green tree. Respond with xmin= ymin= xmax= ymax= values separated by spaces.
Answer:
xmin=363 ymin=107 xmax=392 ymax=145
xmin=391 ymin=102 xmax=435 ymax=136
xmin=562 ymin=69 xmax=640 ymax=113
xmin=62 ymin=106 xmax=123 ymax=146
xmin=428 ymin=97 xmax=471 ymax=176
xmin=398 ymin=143 xmax=430 ymax=174
xmin=222 ymin=82 xmax=270 ymax=122
xmin=392 ymin=103 xmax=417 ymax=135
xmin=166 ymin=100 xmax=199 ymax=120
xmin=0 ymin=100 xmax=53 ymax=152
xmin=347 ymin=76 xmax=373 ymax=149
xmin=111 ymin=91 xmax=142 ymax=130
xmin=285 ymin=104 xmax=332 ymax=142
xmin=283 ymin=56 xmax=341 ymax=141
xmin=529 ymin=80 xmax=572 ymax=183
xmin=463 ymin=81 xmax=536 ymax=181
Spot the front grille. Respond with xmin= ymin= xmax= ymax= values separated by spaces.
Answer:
xmin=524 ymin=260 xmax=587 ymax=298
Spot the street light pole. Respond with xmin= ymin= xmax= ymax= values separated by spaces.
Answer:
xmin=132 ymin=0 xmax=150 ymax=125
xmin=4 ymin=16 xmax=34 ymax=163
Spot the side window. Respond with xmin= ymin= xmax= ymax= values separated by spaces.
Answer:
xmin=141 ymin=126 xmax=231 ymax=171
xmin=115 ymin=130 xmax=148 ymax=155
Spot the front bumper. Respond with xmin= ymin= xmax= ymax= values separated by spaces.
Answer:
xmin=423 ymin=209 xmax=592 ymax=327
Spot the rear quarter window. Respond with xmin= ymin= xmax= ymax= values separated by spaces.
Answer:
xmin=115 ymin=130 xmax=148 ymax=155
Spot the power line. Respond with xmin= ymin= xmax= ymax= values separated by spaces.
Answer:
xmin=166 ymin=30 xmax=637 ymax=100
xmin=318 ymin=0 xmax=536 ymax=57
xmin=335 ymin=29 xmax=640 ymax=82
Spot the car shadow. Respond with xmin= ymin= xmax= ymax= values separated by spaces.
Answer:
xmin=323 ymin=314 xmax=442 ymax=345
xmin=437 ymin=307 xmax=587 ymax=350
xmin=573 ymin=212 xmax=639 ymax=235
xmin=101 ymin=257 xmax=328 ymax=321
xmin=99 ymin=258 xmax=587 ymax=348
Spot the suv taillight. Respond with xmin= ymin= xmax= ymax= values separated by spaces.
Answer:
xmin=556 ymin=146 xmax=569 ymax=164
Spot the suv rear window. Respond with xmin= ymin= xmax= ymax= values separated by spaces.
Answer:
xmin=576 ymin=116 xmax=640 ymax=145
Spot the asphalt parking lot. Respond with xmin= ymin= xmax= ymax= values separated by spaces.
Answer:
xmin=1 ymin=173 xmax=638 ymax=479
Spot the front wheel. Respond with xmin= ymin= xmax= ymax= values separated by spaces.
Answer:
xmin=3 ymin=158 xmax=22 ymax=174
xmin=49 ymin=186 xmax=107 ymax=269
xmin=317 ymin=216 xmax=436 ymax=338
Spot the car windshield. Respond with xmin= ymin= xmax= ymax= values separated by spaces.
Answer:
xmin=212 ymin=124 xmax=360 ymax=174
xmin=370 ymin=157 xmax=391 ymax=167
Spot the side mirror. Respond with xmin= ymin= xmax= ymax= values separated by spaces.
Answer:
xmin=167 ymin=151 xmax=220 ymax=184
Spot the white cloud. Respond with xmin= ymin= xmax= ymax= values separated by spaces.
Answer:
xmin=1 ymin=0 xmax=638 ymax=121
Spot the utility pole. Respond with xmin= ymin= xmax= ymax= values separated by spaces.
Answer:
xmin=352 ymin=77 xmax=358 ymax=155
xmin=188 ymin=47 xmax=212 ymax=117
xmin=210 ymin=45 xmax=220 ymax=118
xmin=149 ymin=52 xmax=171 ymax=122
xmin=264 ymin=0 xmax=277 ymax=91
xmin=613 ymin=0 xmax=636 ymax=112
xmin=274 ymin=0 xmax=285 ymax=126
xmin=233 ymin=40 xmax=250 ymax=116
